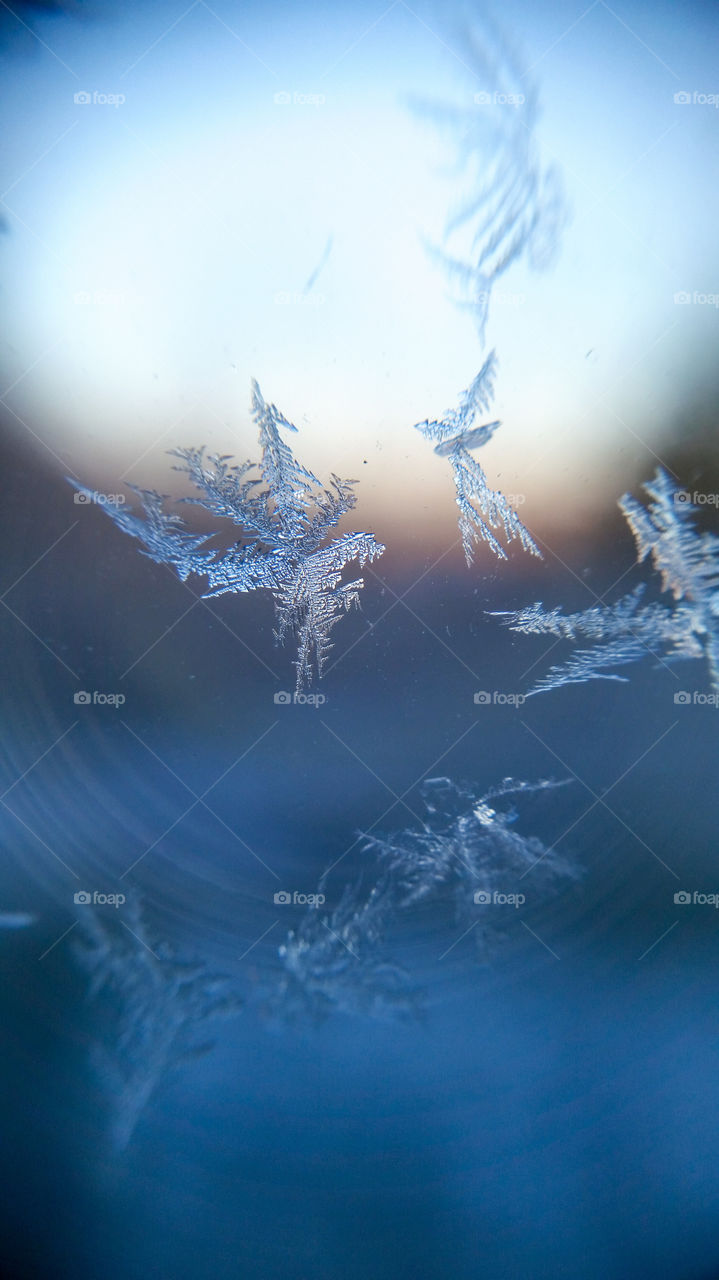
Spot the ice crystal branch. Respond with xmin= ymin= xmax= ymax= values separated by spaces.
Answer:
xmin=493 ymin=470 xmax=719 ymax=695
xmin=417 ymin=350 xmax=499 ymax=449
xmin=272 ymin=776 xmax=577 ymax=1016
xmin=409 ymin=14 xmax=566 ymax=337
xmin=73 ymin=899 xmax=241 ymax=1151
xmin=273 ymin=876 xmax=415 ymax=1023
xmin=408 ymin=16 xmax=563 ymax=567
xmin=415 ymin=352 xmax=541 ymax=564
xmin=70 ymin=381 xmax=384 ymax=691
xmin=363 ymin=776 xmax=576 ymax=941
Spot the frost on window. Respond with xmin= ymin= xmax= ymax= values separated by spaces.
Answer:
xmin=272 ymin=776 xmax=577 ymax=1018
xmin=493 ymin=470 xmax=719 ymax=696
xmin=70 ymin=381 xmax=384 ymax=692
xmin=409 ymin=14 xmax=566 ymax=338
xmin=72 ymin=899 xmax=242 ymax=1151
xmin=409 ymin=14 xmax=564 ymax=566
xmin=363 ymin=777 xmax=577 ymax=959
xmin=415 ymin=350 xmax=541 ymax=564
xmin=272 ymin=875 xmax=416 ymax=1024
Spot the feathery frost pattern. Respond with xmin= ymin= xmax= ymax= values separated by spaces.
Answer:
xmin=415 ymin=351 xmax=541 ymax=564
xmin=409 ymin=15 xmax=564 ymax=565
xmin=272 ymin=776 xmax=577 ymax=1018
xmin=71 ymin=381 xmax=384 ymax=691
xmin=410 ymin=16 xmax=565 ymax=337
xmin=73 ymin=900 xmax=241 ymax=1151
xmin=274 ymin=876 xmax=415 ymax=1023
xmin=363 ymin=776 xmax=576 ymax=955
xmin=67 ymin=778 xmax=577 ymax=1134
xmin=493 ymin=470 xmax=719 ymax=696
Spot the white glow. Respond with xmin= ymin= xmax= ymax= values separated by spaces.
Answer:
xmin=1 ymin=0 xmax=717 ymax=538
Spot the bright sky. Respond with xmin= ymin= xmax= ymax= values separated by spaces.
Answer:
xmin=1 ymin=0 xmax=717 ymax=551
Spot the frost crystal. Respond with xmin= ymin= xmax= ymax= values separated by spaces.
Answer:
xmin=363 ymin=776 xmax=576 ymax=953
xmin=415 ymin=351 xmax=541 ymax=563
xmin=408 ymin=16 xmax=563 ymax=567
xmin=493 ymin=470 xmax=719 ymax=695
xmin=409 ymin=17 xmax=565 ymax=337
xmin=73 ymin=900 xmax=241 ymax=1150
xmin=274 ymin=877 xmax=415 ymax=1023
xmin=71 ymin=381 xmax=384 ymax=691
xmin=273 ymin=776 xmax=577 ymax=1015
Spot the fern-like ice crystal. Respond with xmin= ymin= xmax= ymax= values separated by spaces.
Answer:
xmin=71 ymin=381 xmax=384 ymax=691
xmin=73 ymin=899 xmax=241 ymax=1150
xmin=415 ymin=351 xmax=541 ymax=564
xmin=272 ymin=775 xmax=577 ymax=1015
xmin=493 ymin=470 xmax=719 ymax=696
xmin=273 ymin=876 xmax=415 ymax=1023
xmin=363 ymin=776 xmax=576 ymax=957
xmin=409 ymin=15 xmax=565 ymax=337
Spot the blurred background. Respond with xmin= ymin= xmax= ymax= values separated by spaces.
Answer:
xmin=1 ymin=2 xmax=719 ymax=1278
xmin=1 ymin=0 xmax=718 ymax=547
